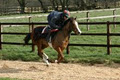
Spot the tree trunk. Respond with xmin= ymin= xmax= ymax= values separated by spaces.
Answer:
xmin=20 ymin=6 xmax=25 ymax=13
xmin=17 ymin=0 xmax=26 ymax=13
xmin=38 ymin=0 xmax=48 ymax=12
xmin=66 ymin=0 xmax=70 ymax=9
xmin=105 ymin=0 xmax=108 ymax=8
xmin=81 ymin=0 xmax=87 ymax=10
xmin=60 ymin=0 xmax=70 ymax=11
xmin=49 ymin=0 xmax=59 ymax=10
xmin=60 ymin=0 xmax=65 ymax=11
xmin=114 ymin=0 xmax=117 ymax=8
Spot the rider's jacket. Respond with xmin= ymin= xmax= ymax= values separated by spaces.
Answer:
xmin=47 ymin=11 xmax=64 ymax=29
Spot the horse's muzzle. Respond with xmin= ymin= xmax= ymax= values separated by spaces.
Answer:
xmin=75 ymin=31 xmax=81 ymax=35
xmin=77 ymin=30 xmax=82 ymax=35
xmin=78 ymin=32 xmax=81 ymax=35
xmin=77 ymin=28 xmax=82 ymax=35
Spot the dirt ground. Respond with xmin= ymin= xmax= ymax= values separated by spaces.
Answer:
xmin=0 ymin=60 xmax=120 ymax=80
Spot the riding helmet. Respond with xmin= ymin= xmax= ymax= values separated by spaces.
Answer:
xmin=63 ymin=10 xmax=70 ymax=18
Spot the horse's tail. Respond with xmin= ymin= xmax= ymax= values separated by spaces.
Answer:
xmin=24 ymin=33 xmax=31 ymax=45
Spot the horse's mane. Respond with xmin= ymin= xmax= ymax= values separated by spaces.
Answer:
xmin=63 ymin=17 xmax=74 ymax=26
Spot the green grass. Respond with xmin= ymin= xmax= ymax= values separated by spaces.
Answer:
xmin=0 ymin=77 xmax=30 ymax=80
xmin=0 ymin=9 xmax=120 ymax=65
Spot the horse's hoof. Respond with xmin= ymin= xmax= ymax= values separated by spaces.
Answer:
xmin=55 ymin=60 xmax=58 ymax=63
xmin=55 ymin=60 xmax=60 ymax=64
xmin=48 ymin=59 xmax=54 ymax=63
xmin=46 ymin=65 xmax=49 ymax=67
xmin=46 ymin=63 xmax=50 ymax=67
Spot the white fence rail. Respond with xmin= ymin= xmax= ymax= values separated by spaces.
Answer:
xmin=78 ymin=15 xmax=120 ymax=20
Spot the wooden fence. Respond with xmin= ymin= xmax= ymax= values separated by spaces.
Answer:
xmin=0 ymin=22 xmax=120 ymax=55
xmin=72 ymin=8 xmax=120 ymax=21
xmin=72 ymin=8 xmax=120 ymax=30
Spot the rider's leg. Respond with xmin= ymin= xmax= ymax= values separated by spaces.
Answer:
xmin=46 ymin=29 xmax=51 ymax=42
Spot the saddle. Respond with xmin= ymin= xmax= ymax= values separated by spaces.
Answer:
xmin=34 ymin=26 xmax=59 ymax=41
xmin=41 ymin=26 xmax=59 ymax=34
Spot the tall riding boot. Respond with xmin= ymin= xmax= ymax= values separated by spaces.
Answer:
xmin=46 ymin=32 xmax=51 ymax=42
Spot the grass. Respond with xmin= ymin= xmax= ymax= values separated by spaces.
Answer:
xmin=0 ymin=77 xmax=30 ymax=80
xmin=0 ymin=9 xmax=120 ymax=65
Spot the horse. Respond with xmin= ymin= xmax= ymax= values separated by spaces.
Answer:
xmin=24 ymin=17 xmax=81 ymax=66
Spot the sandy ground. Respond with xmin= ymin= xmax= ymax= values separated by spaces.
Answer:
xmin=0 ymin=60 xmax=120 ymax=80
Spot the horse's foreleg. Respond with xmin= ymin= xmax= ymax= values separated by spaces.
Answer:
xmin=56 ymin=47 xmax=64 ymax=63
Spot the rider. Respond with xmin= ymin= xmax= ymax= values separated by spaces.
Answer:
xmin=46 ymin=10 xmax=70 ymax=42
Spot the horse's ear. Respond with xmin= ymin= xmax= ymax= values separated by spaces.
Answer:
xmin=75 ymin=17 xmax=77 ymax=20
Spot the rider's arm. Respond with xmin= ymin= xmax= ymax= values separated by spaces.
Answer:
xmin=49 ymin=17 xmax=59 ymax=29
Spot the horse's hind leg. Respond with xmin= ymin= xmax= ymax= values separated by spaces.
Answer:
xmin=43 ymin=53 xmax=50 ymax=66
xmin=37 ymin=45 xmax=50 ymax=66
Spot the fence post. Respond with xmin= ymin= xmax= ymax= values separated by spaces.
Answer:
xmin=29 ymin=17 xmax=31 ymax=32
xmin=66 ymin=45 xmax=70 ymax=54
xmin=86 ymin=11 xmax=89 ymax=31
xmin=107 ymin=21 xmax=111 ymax=55
xmin=31 ymin=23 xmax=35 ymax=52
xmin=0 ymin=23 xmax=2 ymax=50
xmin=113 ymin=9 xmax=116 ymax=28
xmin=66 ymin=35 xmax=71 ymax=54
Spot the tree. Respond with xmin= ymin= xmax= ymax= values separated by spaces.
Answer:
xmin=38 ymin=0 xmax=48 ymax=12
xmin=73 ymin=0 xmax=87 ymax=10
xmin=49 ymin=0 xmax=59 ymax=10
xmin=80 ymin=0 xmax=87 ymax=10
xmin=113 ymin=0 xmax=117 ymax=8
xmin=74 ymin=0 xmax=81 ymax=10
xmin=59 ymin=0 xmax=70 ymax=10
xmin=17 ymin=0 xmax=27 ymax=13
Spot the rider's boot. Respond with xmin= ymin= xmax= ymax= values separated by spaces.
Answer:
xmin=46 ymin=32 xmax=51 ymax=42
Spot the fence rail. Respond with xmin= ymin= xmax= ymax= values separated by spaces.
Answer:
xmin=0 ymin=22 xmax=120 ymax=55
xmin=73 ymin=8 xmax=120 ymax=30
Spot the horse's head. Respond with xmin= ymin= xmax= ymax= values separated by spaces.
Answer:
xmin=69 ymin=17 xmax=81 ymax=35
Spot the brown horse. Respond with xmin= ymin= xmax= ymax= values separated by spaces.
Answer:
xmin=24 ymin=17 xmax=81 ymax=66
